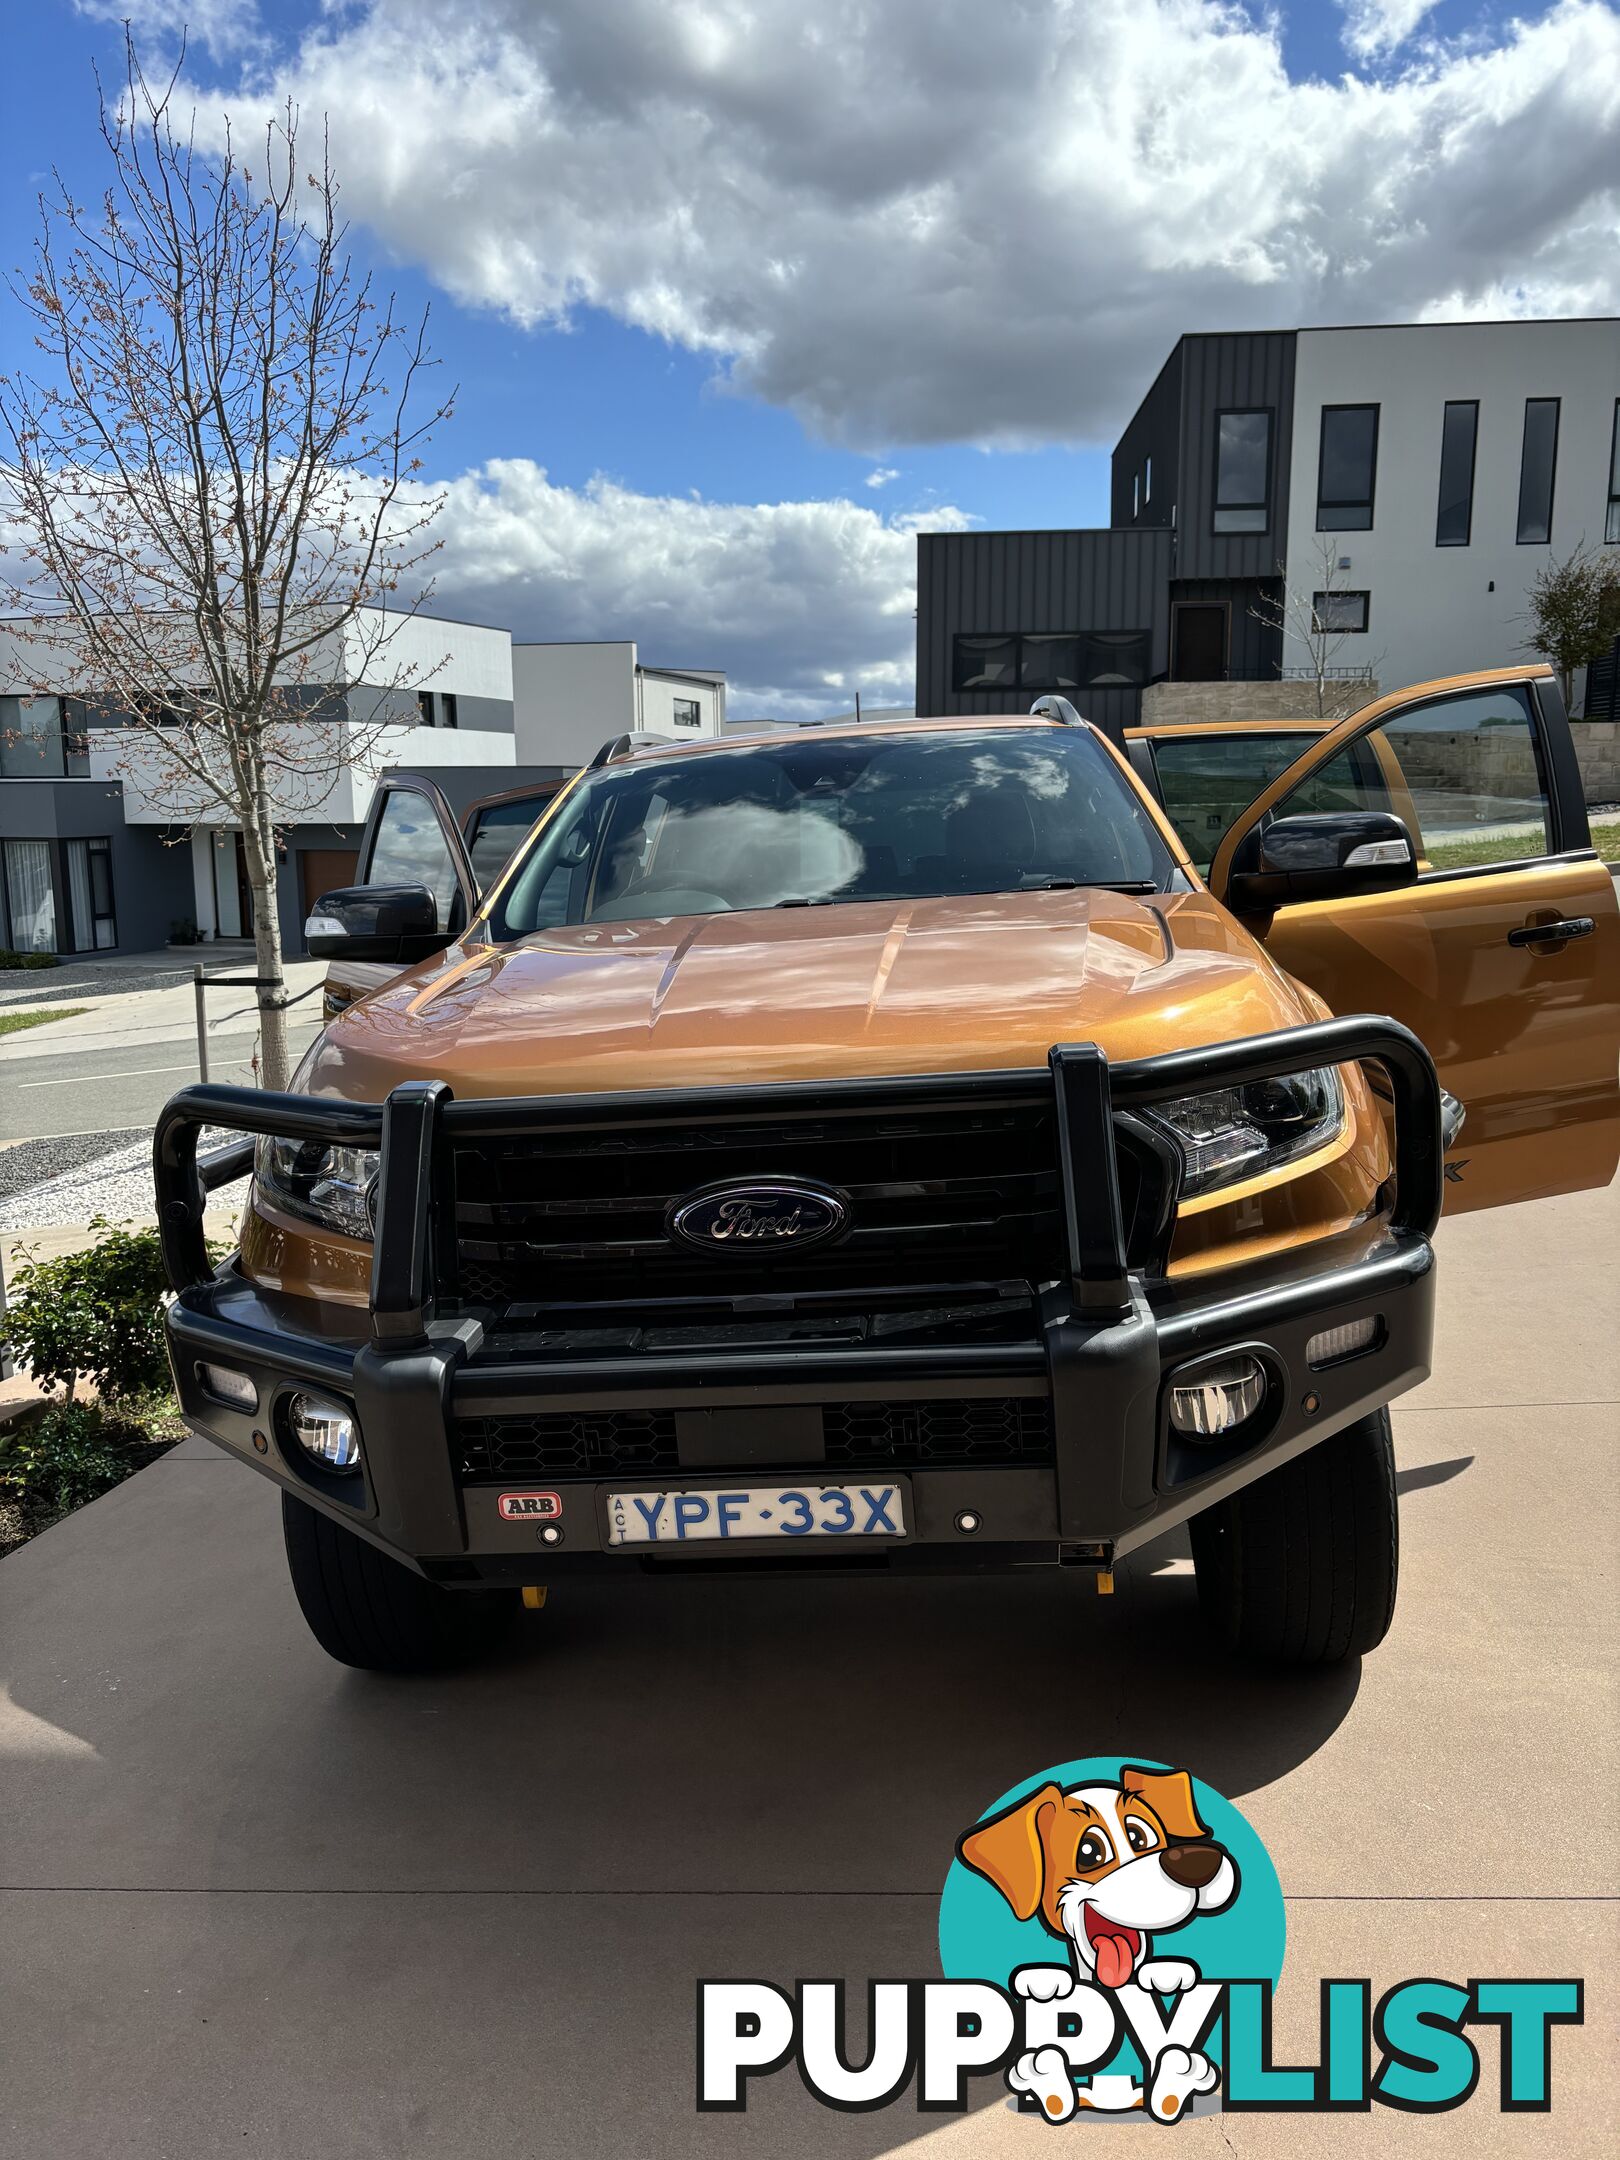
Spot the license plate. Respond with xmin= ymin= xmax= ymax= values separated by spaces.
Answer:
xmin=605 ymin=1482 xmax=906 ymax=1546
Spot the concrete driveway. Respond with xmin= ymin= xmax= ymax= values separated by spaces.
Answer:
xmin=2 ymin=1184 xmax=1615 ymax=2156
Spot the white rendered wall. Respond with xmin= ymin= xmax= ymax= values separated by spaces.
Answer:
xmin=634 ymin=670 xmax=724 ymax=737
xmin=340 ymin=610 xmax=513 ymax=700
xmin=512 ymin=642 xmax=637 ymax=765
xmin=1282 ymin=320 xmax=1620 ymax=697
xmin=96 ymin=723 xmax=517 ymax=824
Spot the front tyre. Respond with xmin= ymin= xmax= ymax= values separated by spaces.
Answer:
xmin=281 ymin=1493 xmax=508 ymax=1673
xmin=1188 ymin=1407 xmax=1398 ymax=1666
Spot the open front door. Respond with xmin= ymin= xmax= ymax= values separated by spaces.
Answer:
xmin=318 ymin=775 xmax=479 ymax=1019
xmin=1209 ymin=666 xmax=1620 ymax=1214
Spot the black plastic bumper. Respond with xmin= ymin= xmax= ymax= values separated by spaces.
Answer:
xmin=156 ymin=1017 xmax=1442 ymax=1580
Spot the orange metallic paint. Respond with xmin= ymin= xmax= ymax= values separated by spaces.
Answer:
xmin=254 ymin=684 xmax=1613 ymax=1306
xmin=1206 ymin=664 xmax=1620 ymax=1213
xmin=250 ymin=876 xmax=1389 ymax=1298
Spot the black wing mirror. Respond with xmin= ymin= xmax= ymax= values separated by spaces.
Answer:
xmin=304 ymin=884 xmax=447 ymax=962
xmin=1226 ymin=811 xmax=1418 ymax=912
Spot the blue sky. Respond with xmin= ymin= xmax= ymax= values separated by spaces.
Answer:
xmin=4 ymin=1 xmax=1615 ymax=713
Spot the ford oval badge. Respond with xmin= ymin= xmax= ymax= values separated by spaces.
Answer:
xmin=668 ymin=1179 xmax=849 ymax=1256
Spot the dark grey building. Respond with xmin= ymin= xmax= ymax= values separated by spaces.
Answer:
xmin=918 ymin=317 xmax=1620 ymax=731
xmin=916 ymin=330 xmax=1294 ymax=736
xmin=915 ymin=528 xmax=1175 ymax=744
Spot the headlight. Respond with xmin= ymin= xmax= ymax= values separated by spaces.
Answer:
xmin=1145 ymin=1067 xmax=1345 ymax=1198
xmin=255 ymin=1135 xmax=379 ymax=1240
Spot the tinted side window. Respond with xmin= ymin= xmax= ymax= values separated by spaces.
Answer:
xmin=1150 ymin=733 xmax=1324 ymax=873
xmin=367 ymin=790 xmax=461 ymax=928
xmin=466 ymin=792 xmax=556 ymax=889
xmin=1278 ymin=687 xmax=1550 ymax=871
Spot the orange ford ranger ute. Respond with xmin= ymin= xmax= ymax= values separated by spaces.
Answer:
xmin=155 ymin=665 xmax=1619 ymax=1673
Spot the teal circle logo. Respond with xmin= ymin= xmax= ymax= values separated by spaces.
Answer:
xmin=939 ymin=1756 xmax=1285 ymax=2086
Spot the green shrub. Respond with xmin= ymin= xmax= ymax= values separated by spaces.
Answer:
xmin=0 ymin=1399 xmax=144 ymax=1519
xmin=0 ymin=1219 xmax=182 ymax=1400
xmin=0 ymin=949 xmax=61 ymax=971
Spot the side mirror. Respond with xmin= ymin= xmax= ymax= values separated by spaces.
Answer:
xmin=1226 ymin=811 xmax=1418 ymax=912
xmin=304 ymin=884 xmax=447 ymax=962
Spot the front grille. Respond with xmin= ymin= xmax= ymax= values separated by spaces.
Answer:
xmin=442 ymin=1093 xmax=1104 ymax=1307
xmin=824 ymin=1398 xmax=1051 ymax=1467
xmin=459 ymin=1409 xmax=679 ymax=1480
xmin=456 ymin=1395 xmax=1053 ymax=1481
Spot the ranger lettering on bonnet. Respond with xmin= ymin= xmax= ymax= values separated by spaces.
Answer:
xmin=959 ymin=1765 xmax=1237 ymax=2122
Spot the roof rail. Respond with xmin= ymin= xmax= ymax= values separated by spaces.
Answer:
xmin=586 ymin=729 xmax=682 ymax=769
xmin=1029 ymin=695 xmax=1083 ymax=726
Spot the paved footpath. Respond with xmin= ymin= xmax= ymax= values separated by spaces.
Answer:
xmin=0 ymin=955 xmax=327 ymax=1145
xmin=0 ymin=1183 xmax=1615 ymax=2157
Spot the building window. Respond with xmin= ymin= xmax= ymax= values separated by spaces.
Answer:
xmin=66 ymin=837 xmax=117 ymax=950
xmin=417 ymin=689 xmax=436 ymax=726
xmin=952 ymin=631 xmax=1149 ymax=693
xmin=132 ymin=689 xmax=191 ymax=727
xmin=1132 ymin=471 xmax=1140 ymax=519
xmin=1212 ymin=409 xmax=1272 ymax=533
xmin=672 ymin=697 xmax=702 ymax=729
xmin=2 ymin=838 xmax=58 ymax=954
xmin=1435 ymin=400 xmax=1479 ymax=547
xmin=0 ymin=695 xmax=73 ymax=779
xmin=1516 ymin=398 xmax=1560 ymax=544
xmin=1316 ymin=405 xmax=1379 ymax=530
xmin=952 ymin=635 xmax=1019 ymax=691
xmin=1312 ymin=590 xmax=1370 ymax=634
xmin=1144 ymin=455 xmax=1152 ymax=506
xmin=1606 ymin=399 xmax=1619 ymax=545
xmin=61 ymin=697 xmax=91 ymax=776
xmin=440 ymin=692 xmax=458 ymax=729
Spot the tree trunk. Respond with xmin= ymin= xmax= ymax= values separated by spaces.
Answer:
xmin=243 ymin=826 xmax=290 ymax=1091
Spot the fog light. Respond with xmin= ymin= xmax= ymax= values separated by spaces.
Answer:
xmin=199 ymin=1363 xmax=256 ymax=1412
xmin=1168 ymin=1354 xmax=1267 ymax=1437
xmin=287 ymin=1393 xmax=362 ymax=1473
xmin=1307 ymin=1316 xmax=1381 ymax=1368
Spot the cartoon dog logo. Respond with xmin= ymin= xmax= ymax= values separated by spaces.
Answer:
xmin=958 ymin=1764 xmax=1239 ymax=2122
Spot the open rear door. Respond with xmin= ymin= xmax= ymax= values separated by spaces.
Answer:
xmin=317 ymin=775 xmax=480 ymax=1019
xmin=1209 ymin=666 xmax=1620 ymax=1214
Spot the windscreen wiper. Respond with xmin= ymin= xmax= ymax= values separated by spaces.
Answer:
xmin=1022 ymin=878 xmax=1161 ymax=895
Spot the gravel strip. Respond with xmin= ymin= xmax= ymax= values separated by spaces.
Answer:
xmin=0 ymin=962 xmax=197 ymax=1007
xmin=0 ymin=1126 xmax=251 ymax=1230
xmin=0 ymin=1128 xmax=147 ymax=1204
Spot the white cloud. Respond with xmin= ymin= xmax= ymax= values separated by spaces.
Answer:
xmin=419 ymin=462 xmax=969 ymax=719
xmin=72 ymin=0 xmax=265 ymax=62
xmin=1338 ymin=1 xmax=1439 ymax=61
xmin=192 ymin=0 xmax=1620 ymax=449
xmin=865 ymin=467 xmax=900 ymax=490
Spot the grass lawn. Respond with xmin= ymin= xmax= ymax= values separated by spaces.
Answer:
xmin=0 ymin=1006 xmax=89 ymax=1038
xmin=1424 ymin=815 xmax=1620 ymax=871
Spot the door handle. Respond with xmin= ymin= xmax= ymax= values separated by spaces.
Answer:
xmin=1507 ymin=916 xmax=1595 ymax=948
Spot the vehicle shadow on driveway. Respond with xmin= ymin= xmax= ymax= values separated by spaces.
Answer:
xmin=2 ymin=1472 xmax=1367 ymax=2159
xmin=231 ymin=1536 xmax=1361 ymax=1897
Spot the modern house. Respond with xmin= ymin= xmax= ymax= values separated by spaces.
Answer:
xmin=512 ymin=641 xmax=725 ymax=767
xmin=0 ymin=617 xmax=727 ymax=960
xmin=918 ymin=317 xmax=1620 ymax=740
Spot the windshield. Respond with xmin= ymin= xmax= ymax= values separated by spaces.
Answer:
xmin=489 ymin=727 xmax=1175 ymax=937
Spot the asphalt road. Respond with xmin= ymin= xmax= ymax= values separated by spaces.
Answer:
xmin=0 ymin=1022 xmax=325 ymax=1142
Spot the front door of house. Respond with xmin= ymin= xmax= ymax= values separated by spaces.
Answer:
xmin=1171 ymin=604 xmax=1227 ymax=682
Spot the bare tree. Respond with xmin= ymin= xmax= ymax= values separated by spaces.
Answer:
xmin=0 ymin=35 xmax=451 ymax=1085
xmin=1249 ymin=538 xmax=1381 ymax=719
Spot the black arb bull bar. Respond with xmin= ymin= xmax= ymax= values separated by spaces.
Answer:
xmin=154 ymin=1017 xmax=1442 ymax=1580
